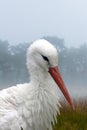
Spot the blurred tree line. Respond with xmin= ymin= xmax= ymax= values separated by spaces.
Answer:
xmin=0 ymin=37 xmax=87 ymax=88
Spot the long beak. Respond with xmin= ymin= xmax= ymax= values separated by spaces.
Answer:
xmin=49 ymin=66 xmax=75 ymax=110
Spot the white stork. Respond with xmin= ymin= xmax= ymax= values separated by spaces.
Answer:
xmin=0 ymin=39 xmax=74 ymax=130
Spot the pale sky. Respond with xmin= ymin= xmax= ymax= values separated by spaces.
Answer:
xmin=0 ymin=0 xmax=87 ymax=47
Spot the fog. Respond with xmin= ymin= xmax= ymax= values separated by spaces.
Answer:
xmin=0 ymin=0 xmax=87 ymax=97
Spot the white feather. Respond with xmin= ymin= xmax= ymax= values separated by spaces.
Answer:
xmin=0 ymin=39 xmax=61 ymax=130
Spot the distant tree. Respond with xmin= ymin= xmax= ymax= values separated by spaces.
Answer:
xmin=0 ymin=40 xmax=11 ymax=86
xmin=9 ymin=43 xmax=29 ymax=83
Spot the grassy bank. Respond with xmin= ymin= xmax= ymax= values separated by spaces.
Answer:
xmin=53 ymin=98 xmax=87 ymax=130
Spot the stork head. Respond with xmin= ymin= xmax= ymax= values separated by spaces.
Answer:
xmin=27 ymin=39 xmax=74 ymax=110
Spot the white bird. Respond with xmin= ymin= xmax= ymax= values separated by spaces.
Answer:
xmin=0 ymin=39 xmax=74 ymax=130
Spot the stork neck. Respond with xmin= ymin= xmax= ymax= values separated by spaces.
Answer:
xmin=29 ymin=67 xmax=50 ymax=86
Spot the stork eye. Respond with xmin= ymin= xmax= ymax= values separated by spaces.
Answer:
xmin=41 ymin=55 xmax=49 ymax=62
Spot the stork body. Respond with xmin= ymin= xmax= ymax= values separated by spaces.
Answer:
xmin=0 ymin=39 xmax=74 ymax=130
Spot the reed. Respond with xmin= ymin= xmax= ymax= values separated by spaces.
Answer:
xmin=53 ymin=98 xmax=87 ymax=130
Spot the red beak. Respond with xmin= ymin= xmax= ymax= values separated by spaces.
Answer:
xmin=49 ymin=66 xmax=75 ymax=110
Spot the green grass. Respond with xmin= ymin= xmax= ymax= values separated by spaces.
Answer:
xmin=53 ymin=98 xmax=87 ymax=130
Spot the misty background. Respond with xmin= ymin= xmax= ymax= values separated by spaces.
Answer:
xmin=0 ymin=37 xmax=87 ymax=97
xmin=0 ymin=0 xmax=87 ymax=97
